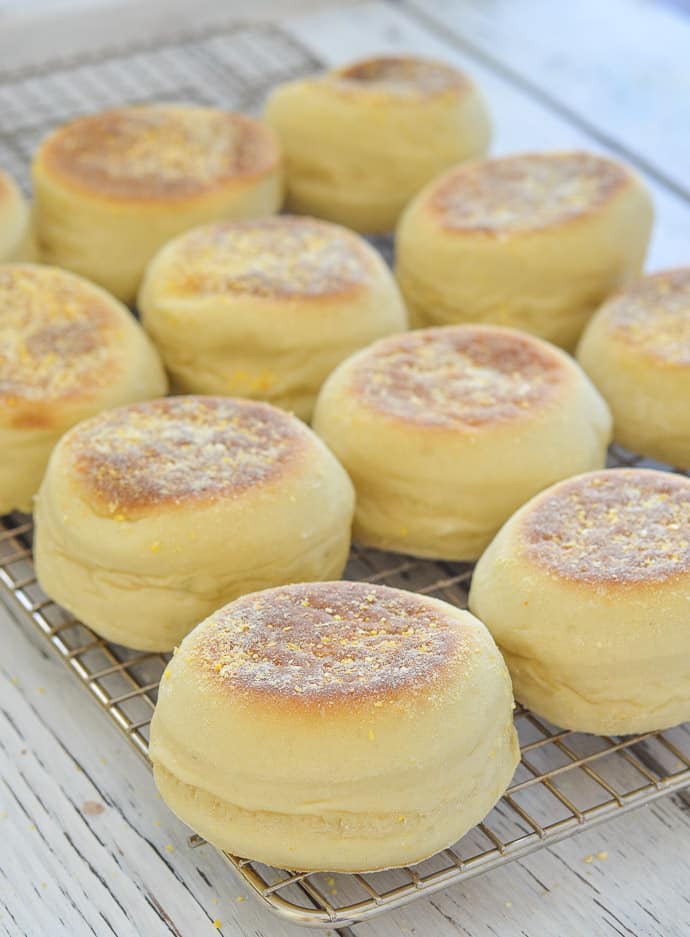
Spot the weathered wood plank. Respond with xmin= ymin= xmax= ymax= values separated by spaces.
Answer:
xmin=404 ymin=0 xmax=690 ymax=198
xmin=0 ymin=597 xmax=320 ymax=937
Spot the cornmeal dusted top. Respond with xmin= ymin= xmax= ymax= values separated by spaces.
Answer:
xmin=351 ymin=325 xmax=566 ymax=428
xmin=334 ymin=55 xmax=468 ymax=96
xmin=599 ymin=268 xmax=690 ymax=366
xmin=38 ymin=106 xmax=279 ymax=200
xmin=189 ymin=582 xmax=478 ymax=704
xmin=0 ymin=264 xmax=123 ymax=405
xmin=66 ymin=396 xmax=306 ymax=516
xmin=430 ymin=152 xmax=630 ymax=234
xmin=522 ymin=469 xmax=690 ymax=583
xmin=157 ymin=216 xmax=374 ymax=299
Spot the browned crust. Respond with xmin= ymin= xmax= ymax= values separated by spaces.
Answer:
xmin=597 ymin=267 xmax=690 ymax=366
xmin=0 ymin=264 xmax=124 ymax=423
xmin=333 ymin=55 xmax=470 ymax=96
xmin=188 ymin=581 xmax=476 ymax=706
xmin=428 ymin=151 xmax=632 ymax=236
xmin=65 ymin=396 xmax=308 ymax=517
xmin=521 ymin=468 xmax=690 ymax=584
xmin=36 ymin=106 xmax=280 ymax=203
xmin=156 ymin=216 xmax=375 ymax=301
xmin=350 ymin=325 xmax=569 ymax=429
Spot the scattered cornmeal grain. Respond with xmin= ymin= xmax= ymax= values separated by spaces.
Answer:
xmin=42 ymin=107 xmax=277 ymax=200
xmin=523 ymin=469 xmax=690 ymax=583
xmin=67 ymin=396 xmax=304 ymax=518
xmin=196 ymin=581 xmax=468 ymax=704
xmin=0 ymin=265 xmax=122 ymax=405
xmin=162 ymin=217 xmax=373 ymax=300
xmin=352 ymin=326 xmax=563 ymax=428
xmin=432 ymin=152 xmax=629 ymax=234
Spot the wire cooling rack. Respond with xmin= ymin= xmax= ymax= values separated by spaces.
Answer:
xmin=1 ymin=445 xmax=690 ymax=928
xmin=1 ymin=17 xmax=689 ymax=930
xmin=0 ymin=20 xmax=320 ymax=192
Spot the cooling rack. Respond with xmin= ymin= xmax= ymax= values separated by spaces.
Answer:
xmin=2 ymin=444 xmax=690 ymax=928
xmin=1 ymin=17 xmax=689 ymax=929
xmin=0 ymin=20 xmax=320 ymax=191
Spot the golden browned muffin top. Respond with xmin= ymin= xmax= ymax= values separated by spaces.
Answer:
xmin=522 ymin=469 xmax=690 ymax=584
xmin=599 ymin=268 xmax=690 ymax=365
xmin=350 ymin=325 xmax=566 ymax=428
xmin=189 ymin=581 xmax=478 ymax=705
xmin=429 ymin=152 xmax=630 ymax=234
xmin=66 ymin=396 xmax=307 ymax=517
xmin=156 ymin=216 xmax=374 ymax=300
xmin=334 ymin=55 xmax=468 ymax=95
xmin=0 ymin=264 xmax=124 ymax=415
xmin=37 ymin=106 xmax=279 ymax=200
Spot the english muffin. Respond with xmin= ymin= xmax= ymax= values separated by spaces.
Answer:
xmin=32 ymin=106 xmax=283 ymax=303
xmin=577 ymin=268 xmax=690 ymax=466
xmin=139 ymin=216 xmax=407 ymax=420
xmin=150 ymin=581 xmax=518 ymax=871
xmin=396 ymin=151 xmax=653 ymax=349
xmin=0 ymin=263 xmax=166 ymax=514
xmin=470 ymin=469 xmax=690 ymax=734
xmin=265 ymin=55 xmax=490 ymax=233
xmin=312 ymin=324 xmax=611 ymax=559
xmin=34 ymin=396 xmax=354 ymax=650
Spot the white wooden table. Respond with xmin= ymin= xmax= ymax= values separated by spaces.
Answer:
xmin=1 ymin=1 xmax=690 ymax=935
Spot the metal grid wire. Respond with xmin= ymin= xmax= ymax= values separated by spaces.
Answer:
xmin=2 ymin=444 xmax=690 ymax=927
xmin=1 ymin=18 xmax=689 ymax=929
xmin=0 ymin=21 xmax=320 ymax=193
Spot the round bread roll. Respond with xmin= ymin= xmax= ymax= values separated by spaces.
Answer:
xmin=150 ymin=580 xmax=518 ymax=872
xmin=34 ymin=396 xmax=354 ymax=651
xmin=312 ymin=325 xmax=612 ymax=560
xmin=138 ymin=216 xmax=408 ymax=420
xmin=0 ymin=264 xmax=167 ymax=514
xmin=0 ymin=170 xmax=37 ymax=262
xmin=470 ymin=468 xmax=690 ymax=735
xmin=396 ymin=151 xmax=653 ymax=349
xmin=32 ymin=106 xmax=283 ymax=304
xmin=577 ymin=268 xmax=690 ymax=467
xmin=264 ymin=55 xmax=490 ymax=234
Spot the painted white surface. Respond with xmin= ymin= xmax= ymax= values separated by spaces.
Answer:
xmin=1 ymin=1 xmax=690 ymax=935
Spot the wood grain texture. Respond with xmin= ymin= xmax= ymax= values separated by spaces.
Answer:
xmin=0 ymin=597 xmax=321 ymax=937
xmin=1 ymin=1 xmax=690 ymax=935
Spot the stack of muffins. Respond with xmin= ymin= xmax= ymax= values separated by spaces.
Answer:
xmin=1 ymin=53 xmax=688 ymax=875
